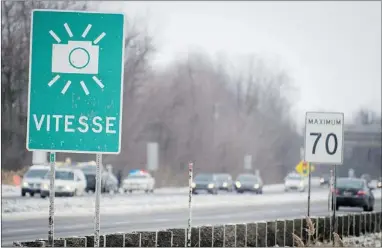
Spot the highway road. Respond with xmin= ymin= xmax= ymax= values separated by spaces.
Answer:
xmin=2 ymin=198 xmax=381 ymax=246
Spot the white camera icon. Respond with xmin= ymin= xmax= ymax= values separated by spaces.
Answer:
xmin=52 ymin=41 xmax=99 ymax=74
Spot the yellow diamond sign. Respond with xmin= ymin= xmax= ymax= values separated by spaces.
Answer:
xmin=295 ymin=160 xmax=315 ymax=176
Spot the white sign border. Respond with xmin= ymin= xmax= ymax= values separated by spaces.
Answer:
xmin=26 ymin=9 xmax=126 ymax=154
xmin=303 ymin=111 xmax=345 ymax=165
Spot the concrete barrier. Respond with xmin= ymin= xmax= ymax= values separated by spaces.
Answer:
xmin=15 ymin=211 xmax=382 ymax=247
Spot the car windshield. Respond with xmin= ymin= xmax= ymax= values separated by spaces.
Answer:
xmin=287 ymin=174 xmax=302 ymax=180
xmin=237 ymin=175 xmax=256 ymax=182
xmin=127 ymin=174 xmax=148 ymax=179
xmin=194 ymin=174 xmax=213 ymax=181
xmin=24 ymin=169 xmax=49 ymax=178
xmin=44 ymin=171 xmax=74 ymax=180
xmin=337 ymin=179 xmax=364 ymax=189
xmin=216 ymin=175 xmax=229 ymax=181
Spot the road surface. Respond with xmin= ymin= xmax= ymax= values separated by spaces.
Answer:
xmin=2 ymin=198 xmax=381 ymax=246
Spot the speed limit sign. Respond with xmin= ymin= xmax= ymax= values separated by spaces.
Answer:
xmin=304 ymin=112 xmax=344 ymax=165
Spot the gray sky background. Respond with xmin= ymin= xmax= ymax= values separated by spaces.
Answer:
xmin=101 ymin=1 xmax=381 ymax=126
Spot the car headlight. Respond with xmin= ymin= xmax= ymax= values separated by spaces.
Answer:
xmin=208 ymin=183 xmax=214 ymax=189
xmin=299 ymin=181 xmax=304 ymax=187
xmin=222 ymin=182 xmax=228 ymax=187
xmin=65 ymin=185 xmax=72 ymax=191
xmin=235 ymin=181 xmax=241 ymax=188
xmin=320 ymin=178 xmax=324 ymax=183
xmin=191 ymin=182 xmax=196 ymax=188
xmin=22 ymin=182 xmax=29 ymax=187
xmin=377 ymin=182 xmax=382 ymax=187
xmin=42 ymin=184 xmax=49 ymax=190
xmin=254 ymin=184 xmax=259 ymax=189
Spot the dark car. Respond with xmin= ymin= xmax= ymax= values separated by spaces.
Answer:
xmin=215 ymin=173 xmax=234 ymax=191
xmin=192 ymin=173 xmax=218 ymax=194
xmin=330 ymin=178 xmax=375 ymax=212
xmin=79 ymin=164 xmax=118 ymax=193
xmin=234 ymin=173 xmax=263 ymax=194
xmin=319 ymin=174 xmax=330 ymax=187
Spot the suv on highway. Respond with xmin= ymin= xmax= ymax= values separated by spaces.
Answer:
xmin=40 ymin=167 xmax=87 ymax=198
xmin=21 ymin=165 xmax=50 ymax=197
xmin=77 ymin=163 xmax=119 ymax=194
xmin=284 ymin=173 xmax=307 ymax=192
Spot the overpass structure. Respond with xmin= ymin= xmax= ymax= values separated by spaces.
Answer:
xmin=342 ymin=123 xmax=381 ymax=178
xmin=344 ymin=123 xmax=381 ymax=147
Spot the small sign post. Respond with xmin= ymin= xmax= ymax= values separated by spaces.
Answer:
xmin=48 ymin=152 xmax=56 ymax=246
xmin=187 ymin=161 xmax=194 ymax=247
xmin=304 ymin=111 xmax=344 ymax=243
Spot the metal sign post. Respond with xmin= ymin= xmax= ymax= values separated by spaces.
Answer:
xmin=48 ymin=152 xmax=56 ymax=246
xmin=187 ymin=161 xmax=193 ymax=247
xmin=331 ymin=165 xmax=337 ymax=245
xmin=94 ymin=154 xmax=102 ymax=247
xmin=307 ymin=163 xmax=312 ymax=217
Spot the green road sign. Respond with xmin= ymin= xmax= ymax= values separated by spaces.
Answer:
xmin=27 ymin=10 xmax=125 ymax=154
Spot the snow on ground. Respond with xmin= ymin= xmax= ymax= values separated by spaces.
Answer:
xmin=1 ymin=185 xmax=21 ymax=197
xmin=305 ymin=232 xmax=382 ymax=247
xmin=342 ymin=232 xmax=382 ymax=247
xmin=2 ymin=188 xmax=330 ymax=219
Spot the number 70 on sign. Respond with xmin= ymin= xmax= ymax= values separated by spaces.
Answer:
xmin=304 ymin=112 xmax=344 ymax=165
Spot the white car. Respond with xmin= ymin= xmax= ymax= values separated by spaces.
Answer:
xmin=122 ymin=170 xmax=155 ymax=193
xmin=40 ymin=167 xmax=87 ymax=198
xmin=284 ymin=173 xmax=307 ymax=192
xmin=21 ymin=165 xmax=50 ymax=197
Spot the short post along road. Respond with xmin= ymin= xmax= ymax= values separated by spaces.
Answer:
xmin=27 ymin=10 xmax=125 ymax=153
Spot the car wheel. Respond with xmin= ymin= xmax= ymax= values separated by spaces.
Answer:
xmin=41 ymin=195 xmax=46 ymax=199
xmin=21 ymin=191 xmax=26 ymax=197
xmin=30 ymin=192 xmax=35 ymax=197
xmin=150 ymin=189 xmax=154 ymax=193
xmin=363 ymin=205 xmax=369 ymax=212
xmin=368 ymin=205 xmax=374 ymax=212
xmin=284 ymin=188 xmax=288 ymax=192
xmin=237 ymin=191 xmax=243 ymax=194
xmin=128 ymin=190 xmax=132 ymax=193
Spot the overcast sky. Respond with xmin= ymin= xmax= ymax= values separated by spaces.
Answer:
xmin=101 ymin=1 xmax=381 ymax=125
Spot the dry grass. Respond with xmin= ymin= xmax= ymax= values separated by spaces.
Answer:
xmin=1 ymin=168 xmax=28 ymax=185
xmin=293 ymin=216 xmax=345 ymax=247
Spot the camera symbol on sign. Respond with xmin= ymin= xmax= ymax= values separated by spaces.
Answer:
xmin=52 ymin=41 xmax=99 ymax=74
xmin=48 ymin=23 xmax=106 ymax=95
